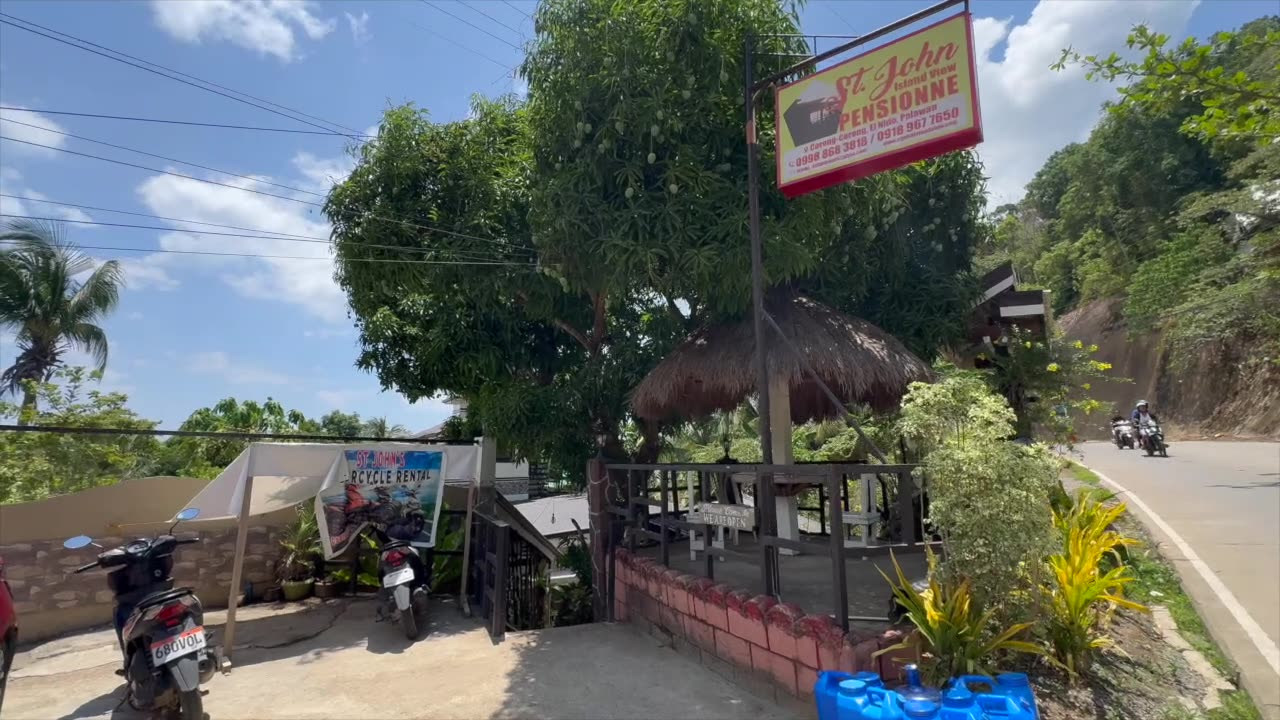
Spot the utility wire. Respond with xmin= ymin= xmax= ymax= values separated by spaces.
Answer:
xmin=0 ymin=235 xmax=536 ymax=266
xmin=0 ymin=117 xmax=328 ymax=198
xmin=455 ymin=1 xmax=525 ymax=38
xmin=0 ymin=214 xmax=524 ymax=262
xmin=0 ymin=106 xmax=372 ymax=138
xmin=502 ymin=1 xmax=533 ymax=20
xmin=395 ymin=11 xmax=513 ymax=72
xmin=0 ymin=138 xmax=535 ymax=253
xmin=419 ymin=0 xmax=522 ymax=51
xmin=0 ymin=193 xmax=535 ymax=257
xmin=0 ymin=13 xmax=364 ymax=138
xmin=1 ymin=135 xmax=318 ymax=206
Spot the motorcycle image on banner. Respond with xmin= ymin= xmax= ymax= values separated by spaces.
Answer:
xmin=315 ymin=449 xmax=446 ymax=639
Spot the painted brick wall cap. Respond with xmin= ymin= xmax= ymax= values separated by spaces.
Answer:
xmin=742 ymin=594 xmax=778 ymax=620
xmin=725 ymin=589 xmax=752 ymax=611
xmin=688 ymin=577 xmax=716 ymax=599
xmin=765 ymin=602 xmax=806 ymax=631
xmin=705 ymin=583 xmax=734 ymax=607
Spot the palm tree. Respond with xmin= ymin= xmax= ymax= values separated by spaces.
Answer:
xmin=0 ymin=219 xmax=123 ymax=417
xmin=362 ymin=416 xmax=407 ymax=439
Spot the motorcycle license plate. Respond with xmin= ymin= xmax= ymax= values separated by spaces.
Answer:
xmin=149 ymin=627 xmax=207 ymax=666
xmin=383 ymin=566 xmax=414 ymax=587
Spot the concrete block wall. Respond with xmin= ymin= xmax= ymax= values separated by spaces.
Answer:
xmin=613 ymin=548 xmax=915 ymax=710
xmin=1 ymin=525 xmax=282 ymax=643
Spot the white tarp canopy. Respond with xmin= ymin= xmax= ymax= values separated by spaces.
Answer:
xmin=180 ymin=440 xmax=486 ymax=667
xmin=182 ymin=442 xmax=480 ymax=520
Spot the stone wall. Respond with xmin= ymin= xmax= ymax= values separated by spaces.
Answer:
xmin=2 ymin=526 xmax=282 ymax=643
xmin=613 ymin=548 xmax=914 ymax=709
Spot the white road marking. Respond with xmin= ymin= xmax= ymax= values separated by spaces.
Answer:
xmin=1082 ymin=463 xmax=1280 ymax=676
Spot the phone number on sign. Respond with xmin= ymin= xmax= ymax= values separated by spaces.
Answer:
xmin=792 ymin=136 xmax=871 ymax=170
xmin=877 ymin=107 xmax=961 ymax=142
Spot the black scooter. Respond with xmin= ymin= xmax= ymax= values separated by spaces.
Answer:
xmin=64 ymin=508 xmax=214 ymax=720
xmin=373 ymin=520 xmax=432 ymax=640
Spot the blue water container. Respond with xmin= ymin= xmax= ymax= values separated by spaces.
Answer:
xmin=950 ymin=674 xmax=1038 ymax=720
xmin=897 ymin=665 xmax=942 ymax=718
xmin=815 ymin=671 xmax=856 ymax=720
xmin=854 ymin=671 xmax=885 ymax=689
xmin=975 ymin=694 xmax=1033 ymax=719
xmin=939 ymin=686 xmax=982 ymax=720
xmin=861 ymin=687 xmax=905 ymax=719
xmin=836 ymin=680 xmax=871 ymax=719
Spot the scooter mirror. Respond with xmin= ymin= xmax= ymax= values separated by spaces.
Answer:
xmin=63 ymin=535 xmax=94 ymax=550
xmin=175 ymin=508 xmax=201 ymax=521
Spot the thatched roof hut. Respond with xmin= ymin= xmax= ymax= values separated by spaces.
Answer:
xmin=630 ymin=294 xmax=931 ymax=422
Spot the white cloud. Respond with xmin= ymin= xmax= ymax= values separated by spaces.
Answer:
xmin=150 ymin=0 xmax=336 ymax=62
xmin=187 ymin=350 xmax=291 ymax=385
xmin=972 ymin=0 xmax=1198 ymax=206
xmin=0 ymin=107 xmax=69 ymax=156
xmin=133 ymin=153 xmax=354 ymax=321
xmin=316 ymin=389 xmax=360 ymax=408
xmin=345 ymin=11 xmax=370 ymax=46
xmin=117 ymin=255 xmax=181 ymax=291
xmin=303 ymin=326 xmax=353 ymax=339
xmin=0 ymin=167 xmax=93 ymax=223
xmin=127 ymin=311 xmax=145 ymax=320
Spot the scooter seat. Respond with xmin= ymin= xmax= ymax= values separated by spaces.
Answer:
xmin=382 ymin=539 xmax=413 ymax=551
xmin=134 ymin=587 xmax=195 ymax=612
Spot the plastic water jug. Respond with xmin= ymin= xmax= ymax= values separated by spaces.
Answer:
xmin=814 ymin=671 xmax=855 ymax=720
xmin=951 ymin=674 xmax=1038 ymax=720
xmin=897 ymin=665 xmax=942 ymax=717
xmin=975 ymin=694 xmax=1033 ymax=719
xmin=854 ymin=671 xmax=885 ymax=689
xmin=836 ymin=680 xmax=871 ymax=719
xmin=939 ymin=686 xmax=982 ymax=720
xmin=861 ymin=687 xmax=905 ymax=720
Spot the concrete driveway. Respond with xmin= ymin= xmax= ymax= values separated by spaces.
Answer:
xmin=4 ymin=598 xmax=792 ymax=720
xmin=1076 ymin=441 xmax=1280 ymax=717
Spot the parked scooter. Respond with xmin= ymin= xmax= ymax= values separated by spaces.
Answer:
xmin=1111 ymin=417 xmax=1136 ymax=449
xmin=1139 ymin=419 xmax=1168 ymax=457
xmin=64 ymin=508 xmax=214 ymax=719
xmin=373 ymin=511 xmax=431 ymax=639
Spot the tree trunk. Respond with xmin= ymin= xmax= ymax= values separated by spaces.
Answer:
xmin=16 ymin=387 xmax=37 ymax=426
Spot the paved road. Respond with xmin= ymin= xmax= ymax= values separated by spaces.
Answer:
xmin=1077 ymin=441 xmax=1280 ymax=716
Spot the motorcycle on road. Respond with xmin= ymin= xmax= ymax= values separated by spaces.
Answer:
xmin=1139 ymin=419 xmax=1169 ymax=457
xmin=63 ymin=508 xmax=215 ymax=720
xmin=1111 ymin=418 xmax=1136 ymax=450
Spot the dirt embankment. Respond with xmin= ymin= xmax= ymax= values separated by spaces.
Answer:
xmin=1057 ymin=298 xmax=1280 ymax=440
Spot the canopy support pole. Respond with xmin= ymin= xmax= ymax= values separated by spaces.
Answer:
xmin=219 ymin=473 xmax=254 ymax=671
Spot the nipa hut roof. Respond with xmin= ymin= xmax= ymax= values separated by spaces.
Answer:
xmin=630 ymin=294 xmax=932 ymax=422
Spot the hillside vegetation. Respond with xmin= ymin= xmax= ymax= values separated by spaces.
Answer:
xmin=978 ymin=17 xmax=1279 ymax=434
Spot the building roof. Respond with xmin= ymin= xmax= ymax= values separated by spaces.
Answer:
xmin=509 ymin=494 xmax=590 ymax=539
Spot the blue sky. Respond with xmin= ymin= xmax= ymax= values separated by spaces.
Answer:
xmin=0 ymin=0 xmax=1272 ymax=432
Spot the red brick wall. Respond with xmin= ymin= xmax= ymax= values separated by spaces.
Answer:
xmin=613 ymin=548 xmax=914 ymax=708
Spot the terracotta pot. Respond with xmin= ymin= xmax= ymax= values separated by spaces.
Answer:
xmin=314 ymin=581 xmax=342 ymax=599
xmin=262 ymin=585 xmax=284 ymax=603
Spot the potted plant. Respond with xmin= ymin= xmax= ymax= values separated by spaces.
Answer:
xmin=278 ymin=504 xmax=320 ymax=602
xmin=314 ymin=572 xmax=344 ymax=599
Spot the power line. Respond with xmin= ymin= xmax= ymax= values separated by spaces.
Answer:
xmin=455 ymin=1 xmax=525 ymax=38
xmin=0 ymin=195 xmax=537 ymax=260
xmin=0 ymin=13 xmax=363 ymax=138
xmin=0 ymin=213 xmax=525 ymax=262
xmin=419 ymin=0 xmax=522 ymax=51
xmin=395 ymin=10 xmax=513 ymax=72
xmin=1 ymin=135 xmax=319 ymax=206
xmin=0 ymin=424 xmax=477 ymax=444
xmin=0 ymin=116 xmax=328 ymax=198
xmin=502 ymin=1 xmax=533 ymax=20
xmin=0 ymin=235 xmax=536 ymax=266
xmin=0 ymin=106 xmax=372 ymax=138
xmin=0 ymin=135 xmax=534 ymax=254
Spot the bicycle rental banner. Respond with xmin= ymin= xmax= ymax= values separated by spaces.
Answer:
xmin=315 ymin=447 xmax=448 ymax=559
xmin=774 ymin=11 xmax=983 ymax=198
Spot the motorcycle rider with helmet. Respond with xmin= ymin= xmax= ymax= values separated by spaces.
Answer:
xmin=1131 ymin=400 xmax=1158 ymax=427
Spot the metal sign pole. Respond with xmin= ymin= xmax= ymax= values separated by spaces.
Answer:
xmin=744 ymin=32 xmax=778 ymax=597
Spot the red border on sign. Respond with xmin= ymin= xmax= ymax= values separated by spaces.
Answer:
xmin=775 ymin=12 xmax=985 ymax=199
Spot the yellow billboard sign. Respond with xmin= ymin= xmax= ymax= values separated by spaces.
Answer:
xmin=775 ymin=12 xmax=983 ymax=198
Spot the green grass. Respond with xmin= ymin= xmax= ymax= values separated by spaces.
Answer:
xmin=1066 ymin=459 xmax=1103 ymax=486
xmin=1121 ymin=517 xmax=1262 ymax=720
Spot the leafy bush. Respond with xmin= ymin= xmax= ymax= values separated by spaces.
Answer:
xmin=1042 ymin=491 xmax=1146 ymax=675
xmin=899 ymin=374 xmax=1059 ymax=613
xmin=549 ymin=533 xmax=594 ymax=626
xmin=1125 ymin=228 xmax=1232 ymax=333
xmin=878 ymin=552 xmax=1045 ymax=685
xmin=278 ymin=504 xmax=321 ymax=582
